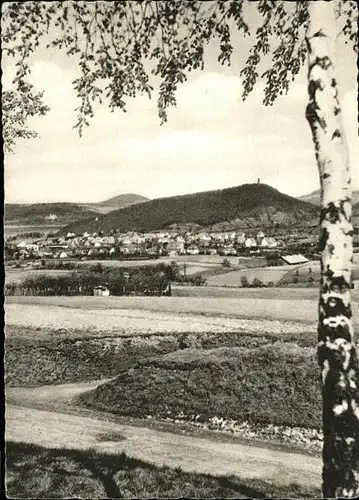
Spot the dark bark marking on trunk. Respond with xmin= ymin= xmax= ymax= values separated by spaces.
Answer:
xmin=319 ymin=227 xmax=330 ymax=251
xmin=332 ymin=129 xmax=342 ymax=140
xmin=320 ymin=201 xmax=352 ymax=224
xmin=313 ymin=29 xmax=327 ymax=38
xmin=309 ymin=56 xmax=333 ymax=72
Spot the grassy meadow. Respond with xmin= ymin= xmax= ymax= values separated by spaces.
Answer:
xmin=6 ymin=442 xmax=320 ymax=499
xmin=79 ymin=342 xmax=321 ymax=429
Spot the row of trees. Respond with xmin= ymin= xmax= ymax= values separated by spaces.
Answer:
xmin=6 ymin=270 xmax=169 ymax=296
xmin=5 ymin=262 xmax=206 ymax=297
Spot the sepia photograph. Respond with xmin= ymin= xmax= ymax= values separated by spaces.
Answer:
xmin=2 ymin=1 xmax=359 ymax=498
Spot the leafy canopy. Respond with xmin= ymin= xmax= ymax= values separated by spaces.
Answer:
xmin=2 ymin=0 xmax=357 ymax=150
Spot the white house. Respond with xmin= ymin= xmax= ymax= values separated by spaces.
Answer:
xmin=166 ymin=241 xmax=185 ymax=256
xmin=186 ymin=244 xmax=200 ymax=255
xmin=236 ymin=233 xmax=246 ymax=245
xmin=45 ymin=214 xmax=58 ymax=221
xmin=245 ymin=238 xmax=257 ymax=248
xmin=224 ymin=232 xmax=236 ymax=241
xmin=102 ymin=236 xmax=116 ymax=245
xmin=211 ymin=233 xmax=224 ymax=241
xmin=222 ymin=245 xmax=237 ymax=256
xmin=266 ymin=237 xmax=277 ymax=248
xmin=23 ymin=243 xmax=39 ymax=252
xmin=16 ymin=241 xmax=28 ymax=249
xmin=133 ymin=234 xmax=146 ymax=244
xmin=197 ymin=232 xmax=211 ymax=242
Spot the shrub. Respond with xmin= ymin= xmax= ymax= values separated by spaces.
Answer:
xmin=5 ymin=283 xmax=17 ymax=295
xmin=190 ymin=273 xmax=206 ymax=286
xmin=222 ymin=258 xmax=231 ymax=268
xmin=251 ymin=278 xmax=264 ymax=288
xmin=169 ymin=261 xmax=180 ymax=280
xmin=90 ymin=263 xmax=104 ymax=273
xmin=265 ymin=252 xmax=282 ymax=266
xmin=240 ymin=276 xmax=249 ymax=288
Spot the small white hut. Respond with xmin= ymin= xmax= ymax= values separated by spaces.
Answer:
xmin=93 ymin=285 xmax=110 ymax=297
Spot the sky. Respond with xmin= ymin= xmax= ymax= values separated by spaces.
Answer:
xmin=3 ymin=2 xmax=359 ymax=204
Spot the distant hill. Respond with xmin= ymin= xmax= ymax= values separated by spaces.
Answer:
xmin=5 ymin=194 xmax=149 ymax=226
xmin=80 ymin=194 xmax=149 ymax=214
xmin=5 ymin=202 xmax=96 ymax=226
xmin=61 ymin=183 xmax=320 ymax=235
xmin=299 ymin=189 xmax=359 ymax=206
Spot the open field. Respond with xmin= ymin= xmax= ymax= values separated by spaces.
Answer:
xmin=75 ymin=258 xmax=219 ymax=274
xmin=172 ymin=285 xmax=322 ymax=299
xmin=80 ymin=255 xmax=267 ymax=267
xmin=278 ymin=260 xmax=359 ymax=286
xmin=71 ymin=255 xmax=267 ymax=276
xmin=5 ymin=268 xmax=73 ymax=285
xmin=206 ymin=266 xmax=295 ymax=287
xmin=171 ymin=254 xmax=266 ymax=266
xmin=6 ymin=293 xmax=359 ymax=326
xmin=5 ymin=303 xmax=317 ymax=341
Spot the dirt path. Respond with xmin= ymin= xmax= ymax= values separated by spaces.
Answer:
xmin=6 ymin=405 xmax=321 ymax=487
xmin=6 ymin=382 xmax=322 ymax=488
xmin=6 ymin=380 xmax=111 ymax=406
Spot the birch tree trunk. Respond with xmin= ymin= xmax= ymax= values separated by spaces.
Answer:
xmin=305 ymin=1 xmax=359 ymax=497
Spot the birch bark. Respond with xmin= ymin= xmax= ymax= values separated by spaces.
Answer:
xmin=305 ymin=1 xmax=359 ymax=497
